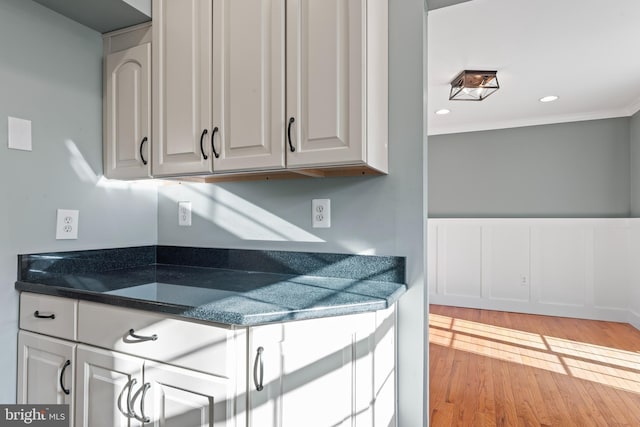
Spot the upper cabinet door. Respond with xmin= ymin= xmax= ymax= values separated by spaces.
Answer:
xmin=152 ymin=0 xmax=214 ymax=177
xmin=104 ymin=43 xmax=151 ymax=180
xmin=286 ymin=0 xmax=366 ymax=168
xmin=211 ymin=0 xmax=286 ymax=172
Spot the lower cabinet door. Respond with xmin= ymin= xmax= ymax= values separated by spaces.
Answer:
xmin=249 ymin=315 xmax=371 ymax=427
xmin=143 ymin=362 xmax=233 ymax=427
xmin=75 ymin=345 xmax=144 ymax=427
xmin=17 ymin=331 xmax=75 ymax=425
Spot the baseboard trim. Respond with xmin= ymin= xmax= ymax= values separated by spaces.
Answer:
xmin=628 ymin=309 xmax=640 ymax=331
xmin=429 ymin=294 xmax=630 ymax=323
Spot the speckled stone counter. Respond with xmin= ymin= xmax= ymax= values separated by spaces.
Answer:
xmin=16 ymin=246 xmax=406 ymax=326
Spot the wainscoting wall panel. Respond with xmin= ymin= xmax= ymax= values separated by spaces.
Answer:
xmin=628 ymin=225 xmax=640 ymax=330
xmin=428 ymin=219 xmax=638 ymax=326
xmin=435 ymin=225 xmax=482 ymax=298
xmin=484 ymin=225 xmax=530 ymax=302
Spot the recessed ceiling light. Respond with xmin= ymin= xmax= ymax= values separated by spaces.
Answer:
xmin=435 ymin=109 xmax=451 ymax=115
xmin=539 ymin=95 xmax=559 ymax=103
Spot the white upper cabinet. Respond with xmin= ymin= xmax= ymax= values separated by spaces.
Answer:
xmin=211 ymin=0 xmax=286 ymax=172
xmin=152 ymin=0 xmax=214 ymax=177
xmin=104 ymin=43 xmax=151 ymax=180
xmin=286 ymin=0 xmax=388 ymax=172
xmin=110 ymin=0 xmax=388 ymax=180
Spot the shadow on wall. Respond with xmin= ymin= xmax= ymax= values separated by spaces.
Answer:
xmin=182 ymin=184 xmax=325 ymax=243
xmin=64 ymin=138 xmax=160 ymax=192
xmin=156 ymin=174 xmax=399 ymax=256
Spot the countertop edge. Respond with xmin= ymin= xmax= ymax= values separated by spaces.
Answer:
xmin=16 ymin=280 xmax=407 ymax=327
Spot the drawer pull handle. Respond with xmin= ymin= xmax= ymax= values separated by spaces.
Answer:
xmin=128 ymin=329 xmax=157 ymax=341
xmin=287 ymin=117 xmax=296 ymax=152
xmin=253 ymin=346 xmax=264 ymax=391
xmin=59 ymin=360 xmax=71 ymax=395
xmin=34 ymin=311 xmax=55 ymax=319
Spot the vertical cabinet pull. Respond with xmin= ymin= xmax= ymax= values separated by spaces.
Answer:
xmin=131 ymin=382 xmax=151 ymax=423
xmin=128 ymin=329 xmax=158 ymax=341
xmin=139 ymin=137 xmax=148 ymax=165
xmin=253 ymin=346 xmax=264 ymax=391
xmin=34 ymin=311 xmax=55 ymax=320
xmin=287 ymin=117 xmax=296 ymax=152
xmin=200 ymin=129 xmax=209 ymax=160
xmin=211 ymin=127 xmax=220 ymax=158
xmin=117 ymin=378 xmax=137 ymax=418
xmin=59 ymin=360 xmax=71 ymax=395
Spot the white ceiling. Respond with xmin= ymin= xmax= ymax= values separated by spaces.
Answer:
xmin=427 ymin=0 xmax=640 ymax=135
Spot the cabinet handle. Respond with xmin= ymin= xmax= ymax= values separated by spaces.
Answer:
xmin=131 ymin=382 xmax=151 ymax=423
xmin=59 ymin=360 xmax=71 ymax=395
xmin=139 ymin=137 xmax=148 ymax=165
xmin=117 ymin=378 xmax=136 ymax=418
xmin=200 ymin=129 xmax=209 ymax=160
xmin=287 ymin=117 xmax=296 ymax=152
xmin=34 ymin=311 xmax=55 ymax=320
xmin=253 ymin=346 xmax=264 ymax=391
xmin=211 ymin=127 xmax=220 ymax=158
xmin=128 ymin=329 xmax=158 ymax=342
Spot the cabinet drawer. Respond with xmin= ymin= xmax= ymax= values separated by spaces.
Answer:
xmin=77 ymin=301 xmax=243 ymax=377
xmin=20 ymin=293 xmax=77 ymax=341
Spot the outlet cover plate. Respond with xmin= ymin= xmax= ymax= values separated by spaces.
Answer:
xmin=178 ymin=201 xmax=192 ymax=226
xmin=312 ymin=199 xmax=331 ymax=228
xmin=56 ymin=209 xmax=79 ymax=239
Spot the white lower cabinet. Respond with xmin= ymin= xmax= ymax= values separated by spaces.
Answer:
xmin=18 ymin=293 xmax=397 ymax=427
xmin=75 ymin=345 xmax=143 ymax=427
xmin=248 ymin=307 xmax=396 ymax=427
xmin=17 ymin=331 xmax=76 ymax=425
xmin=75 ymin=345 xmax=232 ymax=427
xmin=144 ymin=361 xmax=233 ymax=427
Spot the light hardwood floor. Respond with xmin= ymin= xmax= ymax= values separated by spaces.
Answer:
xmin=429 ymin=305 xmax=640 ymax=426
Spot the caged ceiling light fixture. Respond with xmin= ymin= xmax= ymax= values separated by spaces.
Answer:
xmin=449 ymin=70 xmax=499 ymax=101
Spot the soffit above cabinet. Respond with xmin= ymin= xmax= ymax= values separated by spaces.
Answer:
xmin=32 ymin=0 xmax=151 ymax=33
xmin=427 ymin=0 xmax=472 ymax=11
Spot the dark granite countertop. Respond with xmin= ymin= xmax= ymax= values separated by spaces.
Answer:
xmin=16 ymin=246 xmax=407 ymax=327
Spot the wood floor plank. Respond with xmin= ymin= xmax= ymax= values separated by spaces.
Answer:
xmin=429 ymin=305 xmax=640 ymax=427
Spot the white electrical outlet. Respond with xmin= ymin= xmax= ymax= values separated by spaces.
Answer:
xmin=56 ymin=209 xmax=79 ymax=239
xmin=178 ymin=201 xmax=192 ymax=226
xmin=312 ymin=199 xmax=331 ymax=228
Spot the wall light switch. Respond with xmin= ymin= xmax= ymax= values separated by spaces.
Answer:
xmin=56 ymin=209 xmax=79 ymax=239
xmin=8 ymin=116 xmax=32 ymax=151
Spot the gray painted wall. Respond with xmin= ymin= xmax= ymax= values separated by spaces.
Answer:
xmin=156 ymin=0 xmax=427 ymax=424
xmin=630 ymin=110 xmax=640 ymax=216
xmin=0 ymin=0 xmax=157 ymax=402
xmin=428 ymin=118 xmax=631 ymax=217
